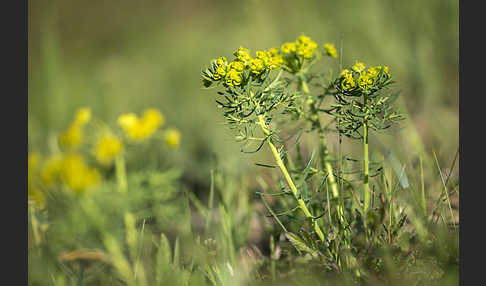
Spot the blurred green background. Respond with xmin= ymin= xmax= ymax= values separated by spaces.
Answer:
xmin=28 ymin=0 xmax=459 ymax=192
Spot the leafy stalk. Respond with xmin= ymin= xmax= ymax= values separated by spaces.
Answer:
xmin=301 ymin=80 xmax=344 ymax=221
xmin=256 ymin=114 xmax=325 ymax=242
xmin=363 ymin=94 xmax=371 ymax=212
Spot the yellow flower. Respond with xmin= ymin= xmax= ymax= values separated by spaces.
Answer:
xmin=73 ymin=107 xmax=91 ymax=126
xmin=94 ymin=134 xmax=124 ymax=166
xmin=281 ymin=42 xmax=296 ymax=54
xmin=358 ymin=72 xmax=373 ymax=90
xmin=118 ymin=113 xmax=138 ymax=129
xmin=268 ymin=47 xmax=279 ymax=56
xmin=340 ymin=69 xmax=351 ymax=77
xmin=249 ymin=58 xmax=266 ymax=75
xmin=216 ymin=56 xmax=228 ymax=66
xmin=60 ymin=153 xmax=100 ymax=193
xmin=352 ymin=61 xmax=366 ymax=73
xmin=340 ymin=69 xmax=356 ymax=91
xmin=118 ymin=109 xmax=164 ymax=142
xmin=296 ymin=40 xmax=318 ymax=59
xmin=212 ymin=57 xmax=228 ymax=80
xmin=367 ymin=66 xmax=391 ymax=80
xmin=233 ymin=47 xmax=252 ymax=65
xmin=367 ymin=67 xmax=379 ymax=78
xmin=292 ymin=34 xmax=318 ymax=59
xmin=323 ymin=43 xmax=338 ymax=58
xmin=296 ymin=34 xmax=313 ymax=45
xmin=213 ymin=66 xmax=227 ymax=80
xmin=228 ymin=61 xmax=245 ymax=72
xmin=40 ymin=155 xmax=64 ymax=188
xmin=58 ymin=124 xmax=83 ymax=150
xmin=141 ymin=108 xmax=164 ymax=133
xmin=165 ymin=128 xmax=181 ymax=149
xmin=225 ymin=69 xmax=242 ymax=86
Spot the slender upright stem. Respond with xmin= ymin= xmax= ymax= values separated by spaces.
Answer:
xmin=363 ymin=95 xmax=371 ymax=212
xmin=257 ymin=115 xmax=325 ymax=242
xmin=301 ymin=81 xmax=346 ymax=224
xmin=115 ymin=155 xmax=128 ymax=193
xmin=419 ymin=154 xmax=427 ymax=217
xmin=300 ymin=81 xmax=340 ymax=200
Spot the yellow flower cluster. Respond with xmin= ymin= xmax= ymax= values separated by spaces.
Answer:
xmin=118 ymin=108 xmax=164 ymax=142
xmin=209 ymin=46 xmax=285 ymax=86
xmin=39 ymin=152 xmax=100 ymax=193
xmin=94 ymin=133 xmax=124 ymax=166
xmin=204 ymin=34 xmax=339 ymax=86
xmin=29 ymin=107 xmax=181 ymax=208
xmin=323 ymin=43 xmax=338 ymax=58
xmin=281 ymin=34 xmax=319 ymax=59
xmin=352 ymin=61 xmax=366 ymax=73
xmin=213 ymin=57 xmax=228 ymax=80
xmin=233 ymin=47 xmax=252 ymax=65
xmin=164 ymin=128 xmax=181 ymax=149
xmin=295 ymin=35 xmax=318 ymax=59
xmin=340 ymin=69 xmax=356 ymax=91
xmin=60 ymin=153 xmax=100 ymax=193
xmin=339 ymin=61 xmax=391 ymax=91
xmin=281 ymin=42 xmax=297 ymax=54
xmin=58 ymin=108 xmax=92 ymax=150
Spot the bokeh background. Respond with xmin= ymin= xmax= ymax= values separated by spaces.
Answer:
xmin=28 ymin=0 xmax=458 ymax=196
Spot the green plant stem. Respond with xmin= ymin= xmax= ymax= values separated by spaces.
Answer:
xmin=363 ymin=95 xmax=371 ymax=213
xmin=300 ymin=81 xmax=344 ymax=222
xmin=116 ymin=155 xmax=128 ymax=193
xmin=419 ymin=154 xmax=427 ymax=217
xmin=256 ymin=115 xmax=325 ymax=243
xmin=301 ymin=81 xmax=340 ymax=199
xmin=29 ymin=207 xmax=41 ymax=247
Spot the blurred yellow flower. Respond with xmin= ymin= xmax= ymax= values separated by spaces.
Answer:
xmin=323 ymin=43 xmax=338 ymax=58
xmin=118 ymin=109 xmax=164 ymax=142
xmin=61 ymin=153 xmax=100 ymax=193
xmin=73 ymin=107 xmax=92 ymax=126
xmin=58 ymin=124 xmax=83 ymax=150
xmin=165 ymin=128 xmax=181 ymax=149
xmin=40 ymin=155 xmax=64 ymax=188
xmin=94 ymin=134 xmax=124 ymax=166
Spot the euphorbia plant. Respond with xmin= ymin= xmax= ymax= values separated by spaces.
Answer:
xmin=201 ymin=36 xmax=328 ymax=242
xmin=201 ymin=34 xmax=405 ymax=274
xmin=328 ymin=61 xmax=403 ymax=214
